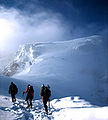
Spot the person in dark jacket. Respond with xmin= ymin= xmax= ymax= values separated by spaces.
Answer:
xmin=8 ymin=82 xmax=18 ymax=102
xmin=23 ymin=84 xmax=34 ymax=108
xmin=40 ymin=84 xmax=51 ymax=114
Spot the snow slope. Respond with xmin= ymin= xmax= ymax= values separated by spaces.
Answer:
xmin=0 ymin=35 xmax=108 ymax=120
xmin=0 ymin=35 xmax=108 ymax=106
xmin=0 ymin=95 xmax=108 ymax=120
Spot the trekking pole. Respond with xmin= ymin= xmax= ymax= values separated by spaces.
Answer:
xmin=48 ymin=100 xmax=50 ymax=111
xmin=49 ymin=99 xmax=50 ymax=108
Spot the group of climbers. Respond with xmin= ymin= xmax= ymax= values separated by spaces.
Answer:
xmin=8 ymin=82 xmax=51 ymax=114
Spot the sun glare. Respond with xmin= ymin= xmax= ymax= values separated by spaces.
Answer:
xmin=0 ymin=19 xmax=13 ymax=51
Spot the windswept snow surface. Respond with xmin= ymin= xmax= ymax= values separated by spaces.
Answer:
xmin=0 ymin=95 xmax=108 ymax=120
xmin=0 ymin=35 xmax=108 ymax=106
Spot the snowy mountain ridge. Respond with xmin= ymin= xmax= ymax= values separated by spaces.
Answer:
xmin=0 ymin=35 xmax=107 ymax=107
xmin=1 ymin=35 xmax=103 ymax=76
xmin=0 ymin=35 xmax=108 ymax=119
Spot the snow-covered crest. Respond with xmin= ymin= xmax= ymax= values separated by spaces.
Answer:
xmin=1 ymin=35 xmax=103 ymax=76
xmin=0 ymin=35 xmax=107 ymax=106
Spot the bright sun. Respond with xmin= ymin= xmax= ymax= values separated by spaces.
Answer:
xmin=0 ymin=19 xmax=13 ymax=51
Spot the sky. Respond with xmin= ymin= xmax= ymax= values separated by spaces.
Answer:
xmin=0 ymin=0 xmax=108 ymax=52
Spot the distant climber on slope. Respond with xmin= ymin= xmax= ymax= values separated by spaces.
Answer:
xmin=40 ymin=84 xmax=51 ymax=114
xmin=8 ymin=82 xmax=18 ymax=102
xmin=23 ymin=84 xmax=34 ymax=108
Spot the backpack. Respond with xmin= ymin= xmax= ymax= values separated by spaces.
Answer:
xmin=44 ymin=87 xmax=51 ymax=99
xmin=9 ymin=84 xmax=18 ymax=94
xmin=28 ymin=86 xmax=34 ymax=95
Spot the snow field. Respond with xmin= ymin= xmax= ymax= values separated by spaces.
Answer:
xmin=0 ymin=95 xmax=108 ymax=120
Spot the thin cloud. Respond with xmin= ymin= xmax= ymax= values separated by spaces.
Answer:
xmin=0 ymin=6 xmax=70 ymax=52
xmin=0 ymin=4 xmax=107 ymax=53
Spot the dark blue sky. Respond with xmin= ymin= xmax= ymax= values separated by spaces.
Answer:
xmin=0 ymin=0 xmax=108 ymax=39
